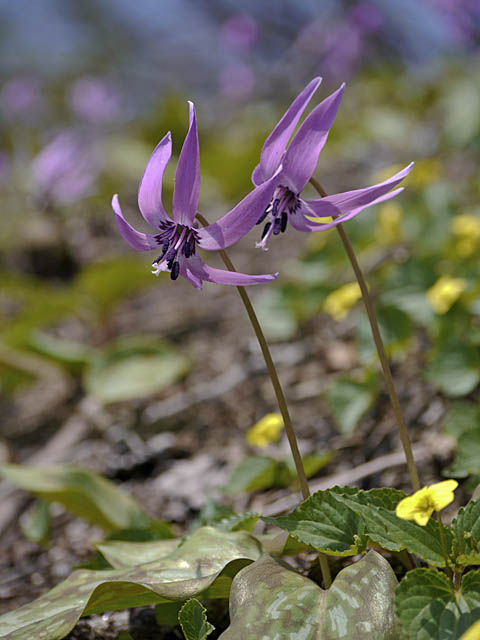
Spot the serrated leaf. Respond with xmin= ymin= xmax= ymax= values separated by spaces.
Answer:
xmin=263 ymin=488 xmax=367 ymax=556
xmin=0 ymin=527 xmax=261 ymax=639
xmin=0 ymin=463 xmax=148 ymax=533
xmin=219 ymin=551 xmax=398 ymax=639
xmin=332 ymin=488 xmax=450 ymax=566
xmin=179 ymin=599 xmax=214 ymax=640
xmin=327 ymin=374 xmax=379 ymax=435
xmin=396 ymin=568 xmax=480 ymax=639
xmin=84 ymin=336 xmax=190 ymax=404
xmin=452 ymin=499 xmax=480 ymax=560
xmin=445 ymin=428 xmax=480 ymax=478
xmin=223 ymin=457 xmax=291 ymax=495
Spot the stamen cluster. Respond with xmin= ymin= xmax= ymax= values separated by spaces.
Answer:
xmin=256 ymin=185 xmax=300 ymax=250
xmin=152 ymin=223 xmax=198 ymax=280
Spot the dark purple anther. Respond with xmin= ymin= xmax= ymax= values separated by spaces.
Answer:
xmin=271 ymin=198 xmax=280 ymax=217
xmin=170 ymin=261 xmax=180 ymax=280
xmin=261 ymin=221 xmax=271 ymax=239
xmin=273 ymin=216 xmax=282 ymax=235
xmin=256 ymin=206 xmax=269 ymax=225
xmin=166 ymin=248 xmax=177 ymax=269
xmin=281 ymin=211 xmax=288 ymax=232
xmin=183 ymin=238 xmax=192 ymax=258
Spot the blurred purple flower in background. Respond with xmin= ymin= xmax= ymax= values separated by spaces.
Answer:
xmin=68 ymin=76 xmax=121 ymax=124
xmin=219 ymin=63 xmax=255 ymax=99
xmin=0 ymin=77 xmax=44 ymax=120
xmin=252 ymin=78 xmax=413 ymax=249
xmin=113 ymin=102 xmax=280 ymax=289
xmin=220 ymin=13 xmax=259 ymax=53
xmin=32 ymin=131 xmax=100 ymax=206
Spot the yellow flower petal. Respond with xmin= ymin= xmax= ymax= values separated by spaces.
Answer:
xmin=426 ymin=276 xmax=467 ymax=315
xmin=395 ymin=480 xmax=458 ymax=526
xmin=427 ymin=479 xmax=459 ymax=511
xmin=246 ymin=413 xmax=284 ymax=448
xmin=323 ymin=282 xmax=362 ymax=321
xmin=460 ymin=619 xmax=480 ymax=640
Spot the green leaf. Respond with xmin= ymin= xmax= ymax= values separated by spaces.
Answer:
xmin=254 ymin=288 xmax=298 ymax=340
xmin=0 ymin=463 xmax=148 ymax=533
xmin=396 ymin=568 xmax=480 ymax=639
xmin=452 ymin=499 xmax=480 ymax=561
xmin=29 ymin=331 xmax=92 ymax=368
xmin=219 ymin=551 xmax=398 ymax=639
xmin=0 ymin=527 xmax=261 ymax=639
xmin=223 ymin=457 xmax=291 ymax=495
xmin=332 ymin=487 xmax=450 ymax=566
xmin=154 ymin=601 xmax=184 ymax=626
xmin=84 ymin=335 xmax=190 ymax=404
xmin=327 ymin=374 xmax=379 ymax=435
xmin=263 ymin=488 xmax=367 ymax=556
xmin=178 ymin=599 xmax=214 ymax=640
xmin=97 ymin=539 xmax=180 ymax=568
xmin=445 ymin=428 xmax=480 ymax=478
xmin=425 ymin=344 xmax=480 ymax=397
xmin=75 ymin=257 xmax=156 ymax=317
xmin=444 ymin=401 xmax=480 ymax=438
xmin=19 ymin=499 xmax=50 ymax=547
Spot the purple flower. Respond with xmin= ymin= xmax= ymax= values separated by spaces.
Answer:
xmin=32 ymin=131 xmax=100 ymax=205
xmin=252 ymin=78 xmax=413 ymax=250
xmin=113 ymin=102 xmax=280 ymax=290
xmin=68 ymin=76 xmax=121 ymax=124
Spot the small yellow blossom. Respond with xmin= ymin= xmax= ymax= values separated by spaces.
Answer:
xmin=246 ymin=413 xmax=284 ymax=448
xmin=324 ymin=282 xmax=362 ymax=321
xmin=375 ymin=202 xmax=403 ymax=245
xmin=395 ymin=480 xmax=458 ymax=526
xmin=451 ymin=214 xmax=480 ymax=258
xmin=426 ymin=276 xmax=467 ymax=314
xmin=459 ymin=620 xmax=480 ymax=640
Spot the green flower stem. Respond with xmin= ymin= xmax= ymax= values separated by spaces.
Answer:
xmin=437 ymin=512 xmax=453 ymax=581
xmin=309 ymin=177 xmax=420 ymax=493
xmin=196 ymin=213 xmax=332 ymax=589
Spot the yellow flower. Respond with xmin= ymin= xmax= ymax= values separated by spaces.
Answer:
xmin=426 ymin=276 xmax=467 ymax=314
xmin=375 ymin=201 xmax=403 ymax=245
xmin=246 ymin=413 xmax=284 ymax=448
xmin=459 ymin=620 xmax=480 ymax=640
xmin=323 ymin=282 xmax=362 ymax=321
xmin=451 ymin=214 xmax=480 ymax=258
xmin=395 ymin=480 xmax=458 ymax=526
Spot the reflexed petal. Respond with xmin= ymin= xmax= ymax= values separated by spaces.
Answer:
xmin=289 ymin=189 xmax=404 ymax=232
xmin=172 ymin=101 xmax=201 ymax=226
xmin=306 ymin=163 xmax=414 ymax=215
xmin=283 ymin=84 xmax=345 ymax=193
xmin=138 ymin=132 xmax=172 ymax=228
xmin=112 ymin=194 xmax=160 ymax=251
xmin=252 ymin=77 xmax=322 ymax=186
xmin=187 ymin=255 xmax=278 ymax=286
xmin=196 ymin=168 xmax=282 ymax=251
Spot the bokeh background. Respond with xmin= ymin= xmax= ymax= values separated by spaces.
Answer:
xmin=1 ymin=0 xmax=480 ymax=621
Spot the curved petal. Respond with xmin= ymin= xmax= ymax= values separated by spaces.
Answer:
xmin=187 ymin=255 xmax=278 ymax=286
xmin=138 ymin=132 xmax=172 ymax=228
xmin=112 ymin=194 xmax=160 ymax=251
xmin=252 ymin=77 xmax=322 ymax=186
xmin=172 ymin=101 xmax=200 ymax=226
xmin=196 ymin=167 xmax=282 ymax=251
xmin=289 ymin=188 xmax=404 ymax=232
xmin=305 ymin=163 xmax=413 ymax=215
xmin=283 ymin=84 xmax=345 ymax=193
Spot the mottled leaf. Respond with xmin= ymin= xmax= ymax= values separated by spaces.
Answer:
xmin=396 ymin=568 xmax=480 ymax=639
xmin=219 ymin=551 xmax=398 ymax=639
xmin=0 ymin=527 xmax=261 ymax=639
xmin=0 ymin=463 xmax=148 ymax=533
xmin=84 ymin=336 xmax=190 ymax=404
xmin=178 ymin=599 xmax=214 ymax=640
